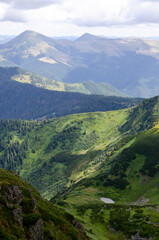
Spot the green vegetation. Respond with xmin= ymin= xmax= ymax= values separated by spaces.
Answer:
xmin=56 ymin=202 xmax=159 ymax=240
xmin=0 ymin=67 xmax=141 ymax=120
xmin=0 ymin=94 xmax=159 ymax=239
xmin=0 ymin=168 xmax=89 ymax=240
xmin=11 ymin=67 xmax=126 ymax=97
xmin=0 ymin=109 xmax=131 ymax=199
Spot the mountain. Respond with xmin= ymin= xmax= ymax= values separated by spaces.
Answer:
xmin=0 ymin=67 xmax=140 ymax=120
xmin=1 ymin=31 xmax=159 ymax=97
xmin=0 ymin=168 xmax=89 ymax=240
xmin=0 ymin=30 xmax=70 ymax=81
xmin=4 ymin=66 xmax=126 ymax=97
xmin=0 ymin=95 xmax=159 ymax=239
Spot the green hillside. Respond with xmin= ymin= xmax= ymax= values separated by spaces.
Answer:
xmin=0 ymin=168 xmax=89 ymax=240
xmin=50 ymin=123 xmax=159 ymax=240
xmin=0 ymin=109 xmax=130 ymax=199
xmin=0 ymin=96 xmax=159 ymax=239
xmin=11 ymin=67 xmax=126 ymax=97
xmin=0 ymin=67 xmax=139 ymax=120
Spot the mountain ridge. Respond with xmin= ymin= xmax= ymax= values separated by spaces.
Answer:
xmin=6 ymin=66 xmax=126 ymax=97
xmin=1 ymin=30 xmax=159 ymax=97
xmin=0 ymin=66 xmax=140 ymax=120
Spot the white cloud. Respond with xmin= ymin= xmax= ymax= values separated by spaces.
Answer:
xmin=0 ymin=0 xmax=61 ymax=10
xmin=60 ymin=0 xmax=159 ymax=27
xmin=1 ymin=0 xmax=159 ymax=36
xmin=62 ymin=0 xmax=132 ymax=26
xmin=2 ymin=8 xmax=27 ymax=22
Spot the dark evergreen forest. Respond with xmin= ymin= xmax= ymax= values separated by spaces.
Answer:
xmin=0 ymin=67 xmax=142 ymax=120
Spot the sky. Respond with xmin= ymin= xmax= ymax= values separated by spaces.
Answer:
xmin=0 ymin=0 xmax=159 ymax=37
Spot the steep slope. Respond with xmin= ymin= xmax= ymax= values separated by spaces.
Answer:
xmin=0 ymin=96 xmax=158 ymax=201
xmin=0 ymin=168 xmax=89 ymax=240
xmin=0 ymin=67 xmax=140 ymax=120
xmin=51 ymin=96 xmax=159 ymax=204
xmin=0 ymin=109 xmax=131 ymax=199
xmin=50 ymin=96 xmax=159 ymax=240
xmin=1 ymin=31 xmax=159 ymax=97
xmin=52 ymin=123 xmax=159 ymax=240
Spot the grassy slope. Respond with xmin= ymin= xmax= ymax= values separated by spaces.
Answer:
xmin=54 ymin=123 xmax=159 ymax=239
xmin=51 ymin=96 xmax=159 ymax=239
xmin=11 ymin=67 xmax=126 ymax=97
xmin=0 ymin=109 xmax=130 ymax=200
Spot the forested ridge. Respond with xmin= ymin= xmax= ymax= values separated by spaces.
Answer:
xmin=0 ymin=67 xmax=142 ymax=120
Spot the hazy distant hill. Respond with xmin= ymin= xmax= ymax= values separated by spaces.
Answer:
xmin=0 ymin=35 xmax=15 ymax=43
xmin=9 ymin=67 xmax=126 ymax=97
xmin=1 ymin=30 xmax=159 ymax=97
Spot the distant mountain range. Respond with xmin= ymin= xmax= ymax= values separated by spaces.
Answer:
xmin=0 ymin=35 xmax=15 ymax=44
xmin=1 ymin=30 xmax=159 ymax=97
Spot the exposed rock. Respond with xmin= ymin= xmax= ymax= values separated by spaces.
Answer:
xmin=28 ymin=188 xmax=38 ymax=213
xmin=72 ymin=219 xmax=84 ymax=232
xmin=29 ymin=218 xmax=44 ymax=240
xmin=131 ymin=197 xmax=149 ymax=206
xmin=4 ymin=185 xmax=23 ymax=205
xmin=31 ymin=198 xmax=37 ymax=213
xmin=13 ymin=206 xmax=23 ymax=226
xmin=130 ymin=230 xmax=153 ymax=240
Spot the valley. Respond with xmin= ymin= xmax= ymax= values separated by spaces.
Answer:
xmin=0 ymin=95 xmax=159 ymax=239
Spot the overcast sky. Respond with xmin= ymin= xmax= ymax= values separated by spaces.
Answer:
xmin=0 ymin=0 xmax=159 ymax=37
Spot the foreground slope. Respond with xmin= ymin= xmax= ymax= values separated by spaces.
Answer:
xmin=0 ymin=168 xmax=89 ymax=240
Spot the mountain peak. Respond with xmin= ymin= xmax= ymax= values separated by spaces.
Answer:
xmin=76 ymin=33 xmax=99 ymax=41
xmin=2 ymin=30 xmax=53 ymax=47
xmin=19 ymin=30 xmax=39 ymax=36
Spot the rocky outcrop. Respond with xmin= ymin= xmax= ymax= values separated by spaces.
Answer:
xmin=0 ymin=169 xmax=89 ymax=240
xmin=130 ymin=231 xmax=153 ymax=240
xmin=29 ymin=218 xmax=44 ymax=240
xmin=13 ymin=206 xmax=23 ymax=226
xmin=4 ymin=185 xmax=24 ymax=205
xmin=72 ymin=219 xmax=85 ymax=232
xmin=0 ymin=184 xmax=44 ymax=240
